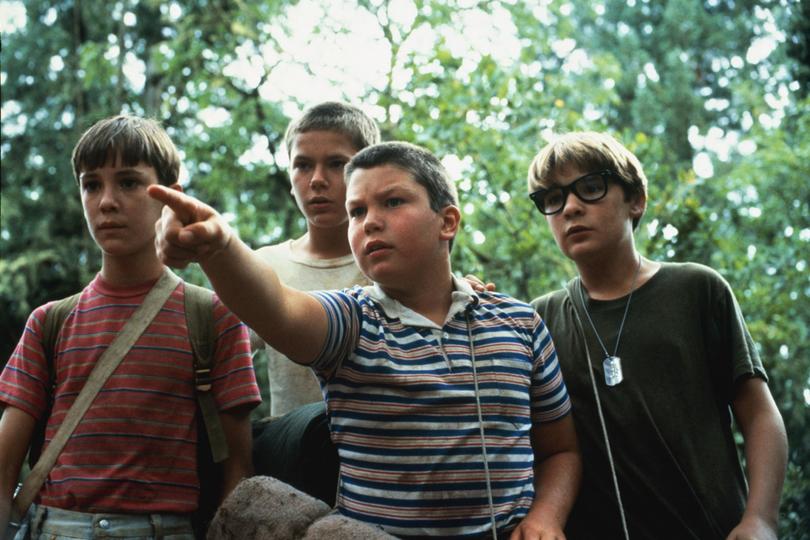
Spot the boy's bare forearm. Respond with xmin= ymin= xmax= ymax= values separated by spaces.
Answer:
xmin=0 ymin=407 xmax=37 ymax=529
xmin=202 ymin=238 xmax=328 ymax=364
xmin=729 ymin=378 xmax=787 ymax=539
xmin=512 ymin=416 xmax=580 ymax=538
xmin=527 ymin=449 xmax=581 ymax=531
xmin=218 ymin=406 xmax=254 ymax=502
xmin=202 ymin=238 xmax=282 ymax=337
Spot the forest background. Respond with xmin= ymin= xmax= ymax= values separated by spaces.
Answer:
xmin=1 ymin=0 xmax=807 ymax=535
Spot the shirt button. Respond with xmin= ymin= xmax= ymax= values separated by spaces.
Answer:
xmin=443 ymin=332 xmax=450 ymax=340
xmin=98 ymin=519 xmax=110 ymax=529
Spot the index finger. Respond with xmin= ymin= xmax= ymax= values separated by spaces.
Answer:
xmin=148 ymin=184 xmax=202 ymax=225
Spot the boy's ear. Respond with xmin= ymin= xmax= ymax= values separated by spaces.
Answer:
xmin=439 ymin=205 xmax=461 ymax=241
xmin=629 ymin=191 xmax=646 ymax=220
xmin=168 ymin=183 xmax=184 ymax=193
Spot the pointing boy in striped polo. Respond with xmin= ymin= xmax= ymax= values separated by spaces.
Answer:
xmin=150 ymin=141 xmax=580 ymax=539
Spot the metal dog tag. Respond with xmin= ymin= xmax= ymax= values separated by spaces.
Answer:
xmin=603 ymin=356 xmax=623 ymax=386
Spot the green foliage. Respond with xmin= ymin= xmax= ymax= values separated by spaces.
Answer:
xmin=1 ymin=0 xmax=807 ymax=535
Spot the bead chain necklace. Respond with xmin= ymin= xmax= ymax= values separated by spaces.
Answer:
xmin=577 ymin=254 xmax=642 ymax=387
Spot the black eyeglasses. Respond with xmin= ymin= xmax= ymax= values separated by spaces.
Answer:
xmin=529 ymin=170 xmax=614 ymax=215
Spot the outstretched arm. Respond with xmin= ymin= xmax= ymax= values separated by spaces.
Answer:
xmin=726 ymin=377 xmax=787 ymax=540
xmin=511 ymin=415 xmax=581 ymax=540
xmin=148 ymin=185 xmax=327 ymax=365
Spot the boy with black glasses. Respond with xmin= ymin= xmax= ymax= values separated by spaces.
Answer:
xmin=528 ymin=131 xmax=787 ymax=540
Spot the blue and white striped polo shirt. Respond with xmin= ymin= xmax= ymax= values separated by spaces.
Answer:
xmin=310 ymin=277 xmax=571 ymax=538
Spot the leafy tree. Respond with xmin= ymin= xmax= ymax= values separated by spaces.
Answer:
xmin=0 ymin=0 xmax=295 ymax=362
xmin=1 ymin=0 xmax=807 ymax=535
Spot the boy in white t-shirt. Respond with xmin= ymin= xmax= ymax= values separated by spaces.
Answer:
xmin=254 ymin=102 xmax=378 ymax=417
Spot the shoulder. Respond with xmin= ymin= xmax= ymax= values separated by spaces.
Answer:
xmin=255 ymin=240 xmax=292 ymax=265
xmin=30 ymin=286 xmax=90 ymax=334
xmin=656 ymin=261 xmax=734 ymax=293
xmin=255 ymin=239 xmax=290 ymax=254
xmin=530 ymin=286 xmax=568 ymax=315
xmin=474 ymin=292 xmax=542 ymax=331
xmin=315 ymin=285 xmax=368 ymax=301
xmin=661 ymin=260 xmax=723 ymax=279
xmin=181 ymin=281 xmax=249 ymax=339
xmin=310 ymin=285 xmax=369 ymax=317
xmin=478 ymin=291 xmax=535 ymax=313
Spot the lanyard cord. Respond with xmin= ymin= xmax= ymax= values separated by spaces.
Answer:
xmin=465 ymin=306 xmax=498 ymax=540
xmin=582 ymin=335 xmax=630 ymax=540
xmin=577 ymin=254 xmax=641 ymax=360
xmin=566 ymin=287 xmax=631 ymax=540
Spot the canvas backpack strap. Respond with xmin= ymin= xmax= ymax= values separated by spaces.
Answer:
xmin=11 ymin=269 xmax=181 ymax=522
xmin=41 ymin=293 xmax=82 ymax=371
xmin=28 ymin=292 xmax=83 ymax=465
xmin=185 ymin=282 xmax=229 ymax=463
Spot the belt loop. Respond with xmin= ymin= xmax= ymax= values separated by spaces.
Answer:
xmin=150 ymin=513 xmax=163 ymax=540
xmin=31 ymin=505 xmax=46 ymax=536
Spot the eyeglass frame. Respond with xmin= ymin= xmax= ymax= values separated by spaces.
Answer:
xmin=529 ymin=169 xmax=618 ymax=215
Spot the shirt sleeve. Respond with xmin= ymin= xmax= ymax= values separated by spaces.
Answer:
xmin=210 ymin=295 xmax=262 ymax=411
xmin=308 ymin=289 xmax=362 ymax=380
xmin=710 ymin=270 xmax=767 ymax=385
xmin=529 ymin=311 xmax=572 ymax=424
xmin=0 ymin=304 xmax=53 ymax=420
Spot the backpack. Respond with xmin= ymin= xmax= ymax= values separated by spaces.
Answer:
xmin=30 ymin=281 xmax=227 ymax=539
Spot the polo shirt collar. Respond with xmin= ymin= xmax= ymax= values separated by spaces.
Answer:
xmin=363 ymin=275 xmax=479 ymax=329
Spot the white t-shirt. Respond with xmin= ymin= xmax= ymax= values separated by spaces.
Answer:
xmin=254 ymin=239 xmax=369 ymax=416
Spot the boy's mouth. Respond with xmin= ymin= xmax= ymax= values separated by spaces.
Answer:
xmin=566 ymin=225 xmax=591 ymax=237
xmin=97 ymin=222 xmax=126 ymax=230
xmin=365 ymin=240 xmax=391 ymax=255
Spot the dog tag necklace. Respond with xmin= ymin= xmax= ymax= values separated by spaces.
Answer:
xmin=578 ymin=255 xmax=642 ymax=387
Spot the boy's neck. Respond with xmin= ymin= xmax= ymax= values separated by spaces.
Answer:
xmin=576 ymin=247 xmax=651 ymax=301
xmin=381 ymin=265 xmax=455 ymax=326
xmin=100 ymin=253 xmax=165 ymax=288
xmin=293 ymin=224 xmax=352 ymax=260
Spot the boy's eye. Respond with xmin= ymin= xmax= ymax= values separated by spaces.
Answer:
xmin=544 ymin=190 xmax=563 ymax=208
xmin=579 ymin=177 xmax=603 ymax=195
xmin=82 ymin=180 xmax=100 ymax=193
xmin=120 ymin=178 xmax=140 ymax=189
xmin=329 ymin=160 xmax=348 ymax=169
xmin=348 ymin=207 xmax=366 ymax=218
xmin=293 ymin=161 xmax=312 ymax=171
xmin=386 ymin=198 xmax=403 ymax=208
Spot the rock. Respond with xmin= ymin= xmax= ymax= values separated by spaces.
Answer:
xmin=301 ymin=513 xmax=398 ymax=540
xmin=207 ymin=476 xmax=331 ymax=540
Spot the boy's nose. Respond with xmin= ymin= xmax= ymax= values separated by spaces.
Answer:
xmin=363 ymin=208 xmax=383 ymax=233
xmin=99 ymin=188 xmax=119 ymax=211
xmin=310 ymin=164 xmax=329 ymax=188
xmin=561 ymin=191 xmax=584 ymax=217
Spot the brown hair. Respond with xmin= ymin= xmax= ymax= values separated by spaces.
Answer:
xmin=72 ymin=115 xmax=180 ymax=186
xmin=284 ymin=101 xmax=380 ymax=156
xmin=345 ymin=141 xmax=459 ymax=251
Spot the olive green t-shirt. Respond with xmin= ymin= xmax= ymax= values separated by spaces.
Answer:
xmin=533 ymin=262 xmax=765 ymax=540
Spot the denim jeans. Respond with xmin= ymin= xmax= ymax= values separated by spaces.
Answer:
xmin=30 ymin=506 xmax=194 ymax=540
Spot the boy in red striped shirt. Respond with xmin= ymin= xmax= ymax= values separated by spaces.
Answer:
xmin=0 ymin=115 xmax=261 ymax=538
